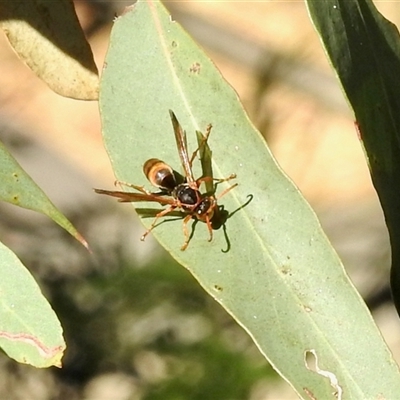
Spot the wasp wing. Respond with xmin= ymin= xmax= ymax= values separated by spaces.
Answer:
xmin=94 ymin=188 xmax=176 ymax=205
xmin=196 ymin=129 xmax=214 ymax=194
xmin=169 ymin=110 xmax=195 ymax=184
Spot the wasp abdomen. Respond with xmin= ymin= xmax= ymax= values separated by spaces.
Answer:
xmin=143 ymin=158 xmax=177 ymax=191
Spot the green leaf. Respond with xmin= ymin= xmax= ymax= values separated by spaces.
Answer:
xmin=0 ymin=241 xmax=65 ymax=367
xmin=306 ymin=0 xmax=400 ymax=340
xmin=0 ymin=141 xmax=89 ymax=249
xmin=98 ymin=1 xmax=400 ymax=397
xmin=0 ymin=0 xmax=98 ymax=100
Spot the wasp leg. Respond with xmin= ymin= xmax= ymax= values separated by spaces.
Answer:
xmin=205 ymin=215 xmax=213 ymax=242
xmin=214 ymin=173 xmax=236 ymax=183
xmin=115 ymin=180 xmax=151 ymax=195
xmin=196 ymin=173 xmax=236 ymax=188
xmin=189 ymin=123 xmax=213 ymax=166
xmin=216 ymin=183 xmax=238 ymax=200
xmin=141 ymin=205 xmax=177 ymax=241
xmin=180 ymin=214 xmax=194 ymax=251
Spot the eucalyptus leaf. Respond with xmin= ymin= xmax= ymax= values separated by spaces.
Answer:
xmin=0 ymin=241 xmax=65 ymax=367
xmin=306 ymin=0 xmax=400 ymax=318
xmin=0 ymin=0 xmax=98 ymax=99
xmin=98 ymin=1 xmax=400 ymax=397
xmin=0 ymin=141 xmax=88 ymax=249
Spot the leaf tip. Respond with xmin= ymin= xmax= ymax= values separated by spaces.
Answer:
xmin=76 ymin=233 xmax=91 ymax=253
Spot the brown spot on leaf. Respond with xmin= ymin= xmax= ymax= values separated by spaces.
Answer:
xmin=190 ymin=62 xmax=201 ymax=74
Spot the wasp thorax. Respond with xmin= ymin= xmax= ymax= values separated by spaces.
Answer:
xmin=143 ymin=158 xmax=177 ymax=191
xmin=174 ymin=185 xmax=199 ymax=207
xmin=195 ymin=197 xmax=215 ymax=218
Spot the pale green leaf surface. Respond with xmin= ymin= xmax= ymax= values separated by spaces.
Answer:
xmin=0 ymin=141 xmax=88 ymax=249
xmin=0 ymin=0 xmax=98 ymax=100
xmin=98 ymin=1 xmax=400 ymax=397
xmin=0 ymin=241 xmax=65 ymax=367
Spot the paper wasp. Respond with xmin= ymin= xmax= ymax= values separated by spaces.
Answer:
xmin=95 ymin=110 xmax=237 ymax=250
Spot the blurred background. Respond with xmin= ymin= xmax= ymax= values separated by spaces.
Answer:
xmin=0 ymin=0 xmax=399 ymax=399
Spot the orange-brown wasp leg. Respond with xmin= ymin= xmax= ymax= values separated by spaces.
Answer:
xmin=196 ymin=173 xmax=237 ymax=188
xmin=205 ymin=215 xmax=213 ymax=242
xmin=214 ymin=173 xmax=237 ymax=183
xmin=141 ymin=205 xmax=177 ymax=241
xmin=114 ymin=180 xmax=151 ymax=195
xmin=216 ymin=183 xmax=238 ymax=200
xmin=180 ymin=214 xmax=194 ymax=251
xmin=189 ymin=123 xmax=213 ymax=166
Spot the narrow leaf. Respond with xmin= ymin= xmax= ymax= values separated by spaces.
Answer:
xmin=306 ymin=0 xmax=400 ymax=328
xmin=0 ymin=141 xmax=89 ymax=249
xmin=0 ymin=241 xmax=65 ymax=367
xmin=98 ymin=1 xmax=400 ymax=397
xmin=0 ymin=0 xmax=99 ymax=99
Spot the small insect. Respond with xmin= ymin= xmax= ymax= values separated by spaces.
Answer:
xmin=95 ymin=110 xmax=237 ymax=250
